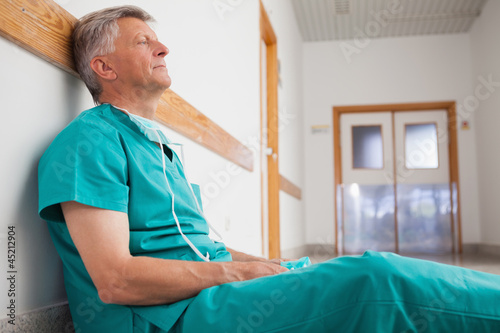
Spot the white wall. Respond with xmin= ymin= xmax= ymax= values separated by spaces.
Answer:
xmin=470 ymin=0 xmax=500 ymax=246
xmin=303 ymin=34 xmax=482 ymax=247
xmin=1 ymin=0 xmax=305 ymax=318
xmin=0 ymin=36 xmax=87 ymax=318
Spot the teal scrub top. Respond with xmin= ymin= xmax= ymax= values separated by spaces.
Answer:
xmin=38 ymin=104 xmax=231 ymax=332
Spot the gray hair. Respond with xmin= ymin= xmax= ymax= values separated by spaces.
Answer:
xmin=72 ymin=6 xmax=155 ymax=105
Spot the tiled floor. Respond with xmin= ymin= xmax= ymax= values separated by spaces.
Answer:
xmin=311 ymin=252 xmax=500 ymax=275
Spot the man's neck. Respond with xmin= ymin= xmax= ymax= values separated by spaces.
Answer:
xmin=100 ymin=89 xmax=163 ymax=119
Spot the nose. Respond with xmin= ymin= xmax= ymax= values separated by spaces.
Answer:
xmin=155 ymin=41 xmax=169 ymax=58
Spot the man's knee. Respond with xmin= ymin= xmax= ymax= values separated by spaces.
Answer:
xmin=359 ymin=251 xmax=404 ymax=278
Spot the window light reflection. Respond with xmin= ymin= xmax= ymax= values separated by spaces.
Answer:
xmin=350 ymin=183 xmax=360 ymax=197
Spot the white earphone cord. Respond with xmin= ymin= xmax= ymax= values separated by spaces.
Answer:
xmin=155 ymin=131 xmax=215 ymax=262
xmin=170 ymin=143 xmax=223 ymax=242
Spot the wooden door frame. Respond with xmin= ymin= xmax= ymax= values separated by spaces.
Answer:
xmin=333 ymin=101 xmax=462 ymax=254
xmin=260 ymin=2 xmax=280 ymax=259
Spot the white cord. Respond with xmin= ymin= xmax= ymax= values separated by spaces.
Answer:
xmin=169 ymin=143 xmax=223 ymax=242
xmin=154 ymin=131 xmax=210 ymax=262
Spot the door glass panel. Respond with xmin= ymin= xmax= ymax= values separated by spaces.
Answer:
xmin=405 ymin=123 xmax=438 ymax=169
xmin=352 ymin=126 xmax=383 ymax=169
xmin=397 ymin=183 xmax=452 ymax=253
xmin=342 ymin=184 xmax=395 ymax=253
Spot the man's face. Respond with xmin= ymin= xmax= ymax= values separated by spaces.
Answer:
xmin=106 ymin=17 xmax=171 ymax=93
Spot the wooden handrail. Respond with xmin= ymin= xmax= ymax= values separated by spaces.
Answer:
xmin=0 ymin=0 xmax=254 ymax=171
xmin=279 ymin=175 xmax=302 ymax=200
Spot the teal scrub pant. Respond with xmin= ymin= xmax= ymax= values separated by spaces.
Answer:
xmin=174 ymin=251 xmax=500 ymax=332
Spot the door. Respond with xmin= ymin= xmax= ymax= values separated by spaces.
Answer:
xmin=394 ymin=111 xmax=452 ymax=253
xmin=339 ymin=110 xmax=454 ymax=254
xmin=340 ymin=112 xmax=396 ymax=253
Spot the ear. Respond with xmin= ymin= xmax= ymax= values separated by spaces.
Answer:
xmin=90 ymin=57 xmax=117 ymax=81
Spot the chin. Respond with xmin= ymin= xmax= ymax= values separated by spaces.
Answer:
xmin=162 ymin=75 xmax=172 ymax=89
xmin=162 ymin=79 xmax=172 ymax=90
xmin=155 ymin=78 xmax=171 ymax=92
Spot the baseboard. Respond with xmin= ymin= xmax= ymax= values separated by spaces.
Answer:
xmin=462 ymin=243 xmax=500 ymax=257
xmin=462 ymin=243 xmax=480 ymax=254
xmin=0 ymin=302 xmax=73 ymax=333
xmin=304 ymin=243 xmax=336 ymax=261
xmin=479 ymin=243 xmax=500 ymax=257
xmin=281 ymin=244 xmax=337 ymax=263
xmin=281 ymin=245 xmax=309 ymax=259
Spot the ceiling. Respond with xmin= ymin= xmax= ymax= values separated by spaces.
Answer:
xmin=290 ymin=0 xmax=488 ymax=42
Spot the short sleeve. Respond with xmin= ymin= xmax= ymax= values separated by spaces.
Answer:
xmin=38 ymin=117 xmax=129 ymax=222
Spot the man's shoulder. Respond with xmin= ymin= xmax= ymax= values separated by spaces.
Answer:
xmin=54 ymin=104 xmax=127 ymax=143
xmin=40 ymin=104 xmax=128 ymax=161
xmin=69 ymin=104 xmax=124 ymax=132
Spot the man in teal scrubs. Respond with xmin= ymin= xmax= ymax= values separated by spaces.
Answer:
xmin=38 ymin=5 xmax=500 ymax=333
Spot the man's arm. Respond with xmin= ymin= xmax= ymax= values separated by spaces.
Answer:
xmin=61 ymin=201 xmax=288 ymax=306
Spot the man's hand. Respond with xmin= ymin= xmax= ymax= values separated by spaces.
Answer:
xmin=226 ymin=247 xmax=297 ymax=273
xmin=236 ymin=261 xmax=289 ymax=280
xmin=269 ymin=258 xmax=299 ymax=266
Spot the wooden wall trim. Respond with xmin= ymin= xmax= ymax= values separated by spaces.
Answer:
xmin=260 ymin=2 xmax=276 ymax=44
xmin=0 ymin=0 xmax=254 ymax=171
xmin=0 ymin=0 xmax=78 ymax=77
xmin=279 ymin=175 xmax=302 ymax=200
xmin=155 ymin=92 xmax=253 ymax=171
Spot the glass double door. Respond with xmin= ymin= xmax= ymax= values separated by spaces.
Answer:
xmin=339 ymin=110 xmax=456 ymax=254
